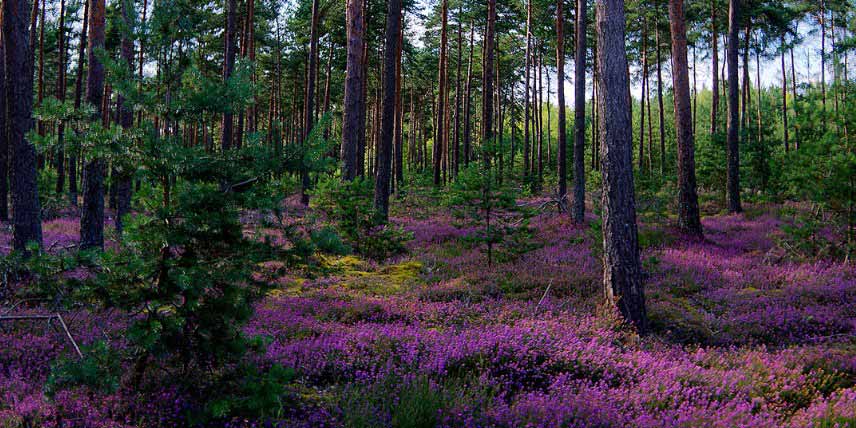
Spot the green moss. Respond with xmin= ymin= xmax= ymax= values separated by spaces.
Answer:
xmin=320 ymin=255 xmax=423 ymax=295
xmin=648 ymin=293 xmax=715 ymax=344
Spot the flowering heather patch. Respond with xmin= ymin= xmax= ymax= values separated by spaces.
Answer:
xmin=2 ymin=204 xmax=856 ymax=427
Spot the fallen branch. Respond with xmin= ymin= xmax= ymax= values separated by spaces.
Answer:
xmin=0 ymin=314 xmax=84 ymax=358
xmin=536 ymin=279 xmax=554 ymax=311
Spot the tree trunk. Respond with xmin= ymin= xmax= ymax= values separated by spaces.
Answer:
xmin=5 ymin=0 xmax=44 ymax=252
xmin=453 ymin=7 xmax=463 ymax=177
xmin=523 ymin=0 xmax=532 ymax=178
xmin=572 ymin=0 xmax=587 ymax=223
xmin=725 ymin=0 xmax=742 ymax=213
xmin=115 ymin=0 xmax=135 ymax=236
xmin=0 ymin=29 xmax=7 ymax=222
xmin=70 ymin=0 xmax=89 ymax=207
xmin=639 ymin=17 xmax=647 ymax=172
xmin=300 ymin=0 xmax=319 ymax=205
xmin=394 ymin=14 xmax=404 ymax=191
xmin=373 ymin=0 xmax=402 ymax=221
xmin=819 ymin=0 xmax=826 ymax=120
xmin=463 ymin=23 xmax=474 ymax=168
xmin=433 ymin=0 xmax=448 ymax=186
xmin=482 ymin=0 xmax=495 ymax=167
xmin=80 ymin=0 xmax=107 ymax=250
xmin=221 ymin=0 xmax=237 ymax=151
xmin=341 ymin=0 xmax=364 ymax=181
xmin=655 ymin=22 xmax=665 ymax=173
xmin=669 ymin=0 xmax=703 ymax=238
xmin=781 ymin=35 xmax=789 ymax=152
xmin=596 ymin=0 xmax=646 ymax=334
xmin=710 ymin=0 xmax=719 ymax=136
xmin=556 ymin=0 xmax=567 ymax=201
xmin=55 ymin=0 xmax=68 ymax=195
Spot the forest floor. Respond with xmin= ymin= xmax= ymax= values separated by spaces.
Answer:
xmin=2 ymin=191 xmax=856 ymax=427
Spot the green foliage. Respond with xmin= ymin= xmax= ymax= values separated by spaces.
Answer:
xmin=445 ymin=162 xmax=533 ymax=266
xmin=45 ymin=341 xmax=122 ymax=398
xmin=313 ymin=176 xmax=412 ymax=260
xmin=202 ymin=364 xmax=298 ymax=423
xmin=339 ymin=375 xmax=494 ymax=428
xmin=311 ymin=226 xmax=352 ymax=255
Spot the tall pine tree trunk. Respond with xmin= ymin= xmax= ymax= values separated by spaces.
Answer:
xmin=342 ymin=0 xmax=364 ymax=181
xmin=452 ymin=6 xmax=462 ymax=177
xmin=463 ymin=23 xmax=474 ymax=168
xmin=4 ymin=0 xmax=44 ymax=252
xmin=710 ymin=0 xmax=719 ymax=136
xmin=0 ymin=30 xmax=8 ymax=222
xmin=373 ymin=0 xmax=402 ymax=221
xmin=80 ymin=0 xmax=106 ymax=250
xmin=655 ymin=21 xmax=665 ymax=173
xmin=596 ymin=0 xmax=646 ymax=334
xmin=221 ymin=0 xmax=237 ymax=151
xmin=55 ymin=0 xmax=68 ymax=195
xmin=725 ymin=0 xmax=742 ymax=213
xmin=300 ymin=0 xmax=319 ymax=205
xmin=572 ymin=0 xmax=587 ymax=223
xmin=669 ymin=0 xmax=703 ymax=238
xmin=115 ymin=0 xmax=135 ymax=236
xmin=556 ymin=0 xmax=567 ymax=201
xmin=482 ymin=0 xmax=495 ymax=167
xmin=433 ymin=0 xmax=448 ymax=186
xmin=70 ymin=0 xmax=89 ymax=207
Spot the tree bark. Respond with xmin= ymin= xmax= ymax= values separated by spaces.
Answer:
xmin=482 ymin=0 xmax=495 ymax=168
xmin=300 ymin=0 xmax=319 ymax=205
xmin=0 ymin=27 xmax=8 ymax=222
xmin=221 ymin=0 xmax=237 ymax=151
xmin=710 ymin=0 xmax=719 ymax=136
xmin=452 ymin=5 xmax=462 ymax=177
xmin=669 ymin=0 xmax=703 ymax=238
xmin=463 ymin=23 xmax=474 ymax=168
xmin=373 ymin=0 xmax=401 ymax=221
xmin=55 ymin=0 xmax=68 ymax=195
xmin=572 ymin=0 xmax=587 ymax=223
xmin=725 ymin=0 xmax=741 ymax=213
xmin=433 ymin=0 xmax=448 ymax=186
xmin=556 ymin=0 xmax=567 ymax=201
xmin=655 ymin=21 xmax=665 ymax=173
xmin=115 ymin=0 xmax=135 ymax=236
xmin=80 ymin=0 xmax=106 ymax=250
xmin=4 ymin=0 xmax=43 ymax=252
xmin=69 ymin=0 xmax=89 ymax=207
xmin=781 ymin=35 xmax=788 ymax=152
xmin=596 ymin=0 xmax=646 ymax=334
xmin=341 ymin=0 xmax=364 ymax=181
xmin=523 ymin=0 xmax=532 ymax=178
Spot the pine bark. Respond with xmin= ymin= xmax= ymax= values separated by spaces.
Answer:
xmin=300 ymin=0 xmax=319 ymax=205
xmin=572 ymin=0 xmax=587 ymax=223
xmin=596 ymin=0 xmax=646 ymax=334
xmin=80 ymin=0 xmax=106 ymax=250
xmin=482 ymin=0 xmax=495 ymax=167
xmin=373 ymin=0 xmax=402 ymax=221
xmin=55 ymin=0 xmax=67 ymax=195
xmin=221 ymin=0 xmax=237 ymax=151
xmin=556 ymin=0 xmax=567 ymax=201
xmin=0 ymin=27 xmax=7 ymax=222
xmin=69 ymin=0 xmax=89 ymax=206
xmin=115 ymin=0 xmax=135 ymax=236
xmin=433 ymin=0 xmax=448 ymax=186
xmin=4 ymin=0 xmax=43 ymax=252
xmin=669 ymin=0 xmax=703 ymax=238
xmin=341 ymin=0 xmax=364 ymax=181
xmin=710 ymin=0 xmax=719 ymax=135
xmin=725 ymin=0 xmax=742 ymax=213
